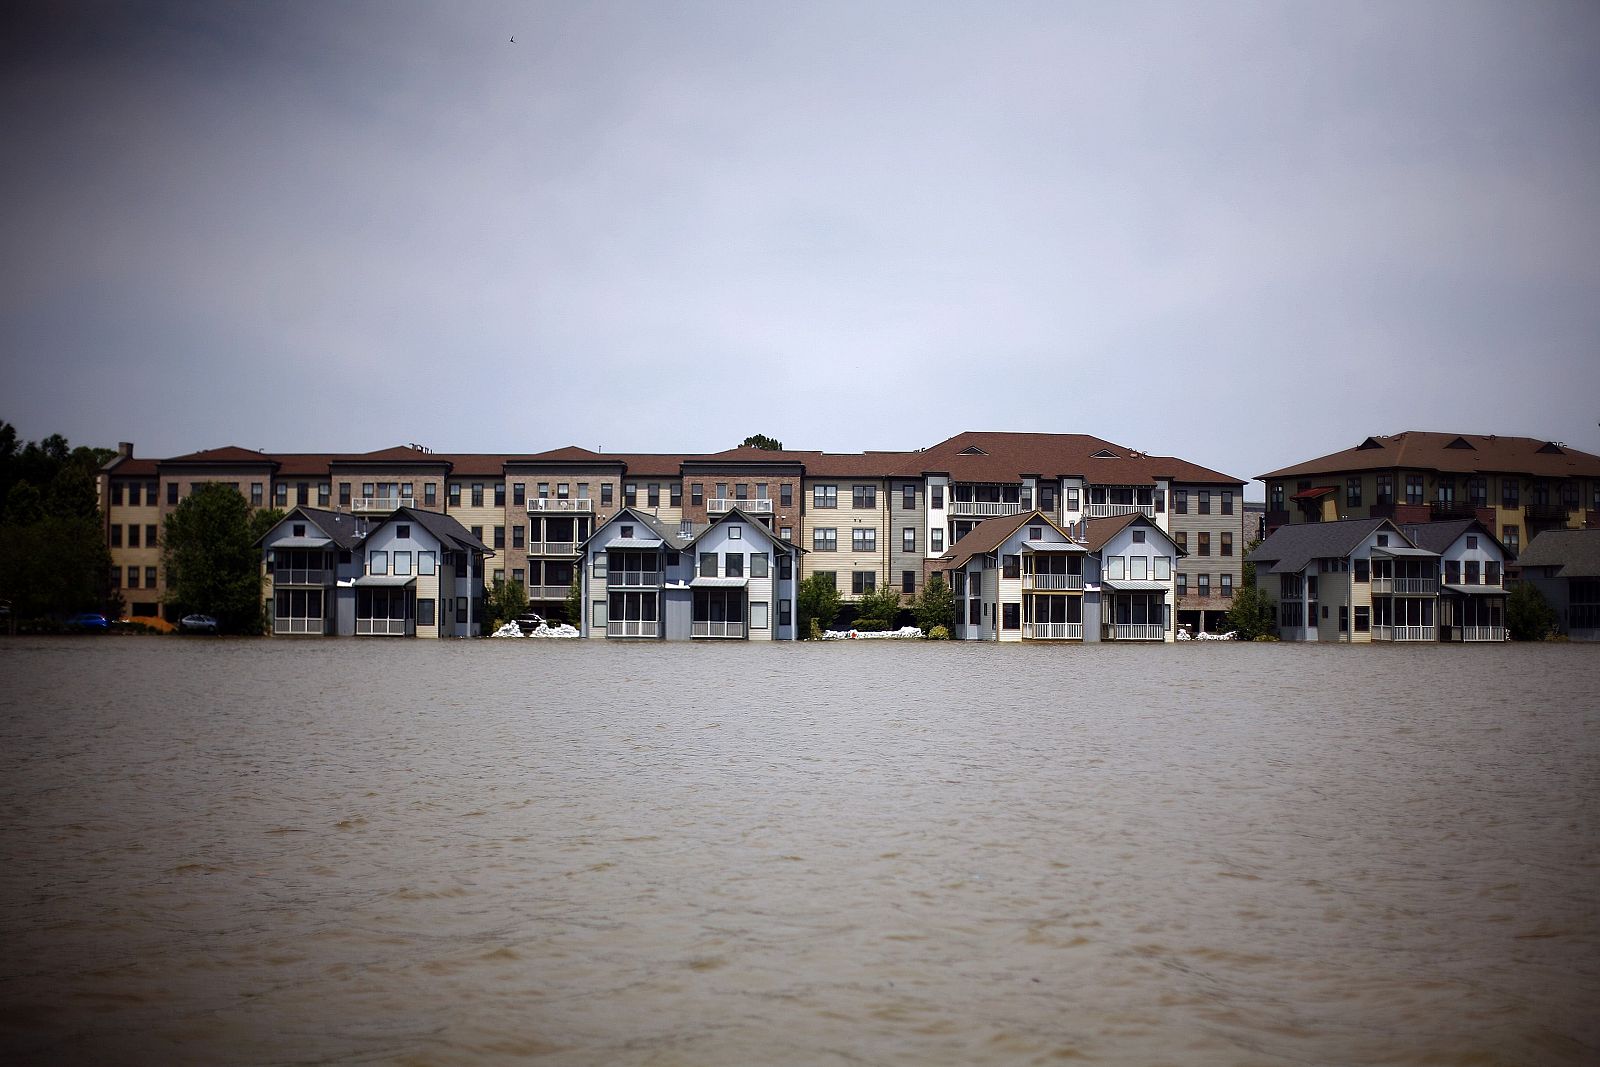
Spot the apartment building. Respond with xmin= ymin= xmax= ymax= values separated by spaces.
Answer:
xmin=1259 ymin=431 xmax=1600 ymax=560
xmin=96 ymin=431 xmax=1243 ymax=634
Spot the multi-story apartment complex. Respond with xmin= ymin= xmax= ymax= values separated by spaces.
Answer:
xmin=96 ymin=431 xmax=1246 ymax=637
xmin=1258 ymin=431 xmax=1600 ymax=560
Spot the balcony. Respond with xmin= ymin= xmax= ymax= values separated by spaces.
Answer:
xmin=1084 ymin=503 xmax=1155 ymax=519
xmin=1524 ymin=503 xmax=1572 ymax=524
xmin=1023 ymin=573 xmax=1084 ymax=591
xmin=353 ymin=496 xmax=406 ymax=513
xmin=1429 ymin=500 xmax=1479 ymax=521
xmin=1373 ymin=624 xmax=1435 ymax=642
xmin=526 ymin=584 xmax=571 ymax=601
xmin=950 ymin=500 xmax=1023 ymax=518
xmin=692 ymin=620 xmax=746 ymax=638
xmin=1455 ymin=625 xmax=1506 ymax=642
xmin=272 ymin=568 xmax=330 ymax=586
xmin=356 ymin=618 xmax=412 ymax=636
xmin=1370 ymin=577 xmax=1437 ymax=595
xmin=709 ymin=498 xmax=773 ymax=514
xmin=528 ymin=498 xmax=594 ymax=514
xmin=1104 ymin=623 xmax=1166 ymax=641
xmin=1023 ymin=622 xmax=1083 ymax=640
xmin=608 ymin=571 xmax=661 ymax=588
xmin=274 ymin=617 xmax=325 ymax=635
xmin=607 ymin=620 xmax=660 ymax=638
xmin=528 ymin=541 xmax=582 ymax=557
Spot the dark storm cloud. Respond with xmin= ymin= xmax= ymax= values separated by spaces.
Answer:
xmin=3 ymin=1 xmax=1598 ymax=484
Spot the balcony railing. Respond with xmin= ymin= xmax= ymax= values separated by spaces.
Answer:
xmin=1023 ymin=622 xmax=1083 ymax=640
xmin=526 ymin=584 xmax=571 ymax=601
xmin=1370 ymin=577 xmax=1436 ymax=595
xmin=1104 ymin=623 xmax=1166 ymax=641
xmin=528 ymin=498 xmax=594 ymax=513
xmin=1429 ymin=500 xmax=1479 ymax=521
xmin=274 ymin=617 xmax=325 ymax=635
xmin=353 ymin=496 xmax=406 ymax=513
xmin=607 ymin=620 xmax=659 ymax=638
xmin=692 ymin=621 xmax=745 ymax=638
xmin=950 ymin=500 xmax=1024 ymax=518
xmin=356 ymin=618 xmax=412 ymax=636
xmin=609 ymin=571 xmax=660 ymax=588
xmin=1084 ymin=503 xmax=1156 ymax=519
xmin=1373 ymin=624 xmax=1435 ymax=642
xmin=1023 ymin=573 xmax=1085 ymax=591
xmin=528 ymin=541 xmax=581 ymax=557
xmin=709 ymin=498 xmax=773 ymax=514
xmin=272 ymin=568 xmax=330 ymax=586
xmin=1457 ymin=625 xmax=1506 ymax=642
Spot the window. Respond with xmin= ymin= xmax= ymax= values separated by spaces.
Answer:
xmin=1354 ymin=558 xmax=1369 ymax=582
xmin=1486 ymin=560 xmax=1501 ymax=585
xmin=125 ymin=565 xmax=137 ymax=587
xmin=127 ymin=524 xmax=140 ymax=547
xmin=813 ymin=528 xmax=837 ymax=551
xmin=111 ymin=482 xmax=126 ymax=507
xmin=1198 ymin=532 xmax=1211 ymax=556
xmin=624 ymin=483 xmax=637 ymax=506
xmin=779 ymin=599 xmax=792 ymax=627
xmin=1175 ymin=531 xmax=1188 ymax=553
xmin=648 ymin=484 xmax=660 ymax=507
xmin=494 ymin=484 xmax=506 ymax=506
xmin=601 ymin=484 xmax=614 ymax=507
xmin=902 ymin=527 xmax=916 ymax=552
xmin=1466 ymin=535 xmax=1478 ymax=550
xmin=670 ymin=484 xmax=682 ymax=507
xmin=512 ymin=483 xmax=525 ymax=506
xmin=419 ymin=552 xmax=436 ymax=575
xmin=852 ymin=571 xmax=875 ymax=594
xmin=1065 ymin=487 xmax=1079 ymax=512
xmin=471 ymin=483 xmax=484 ymax=507
xmin=1108 ymin=557 xmax=1125 ymax=580
xmin=512 ymin=525 xmax=525 ymax=549
xmin=424 ymin=483 xmax=436 ymax=506
xmin=780 ymin=526 xmax=792 ymax=541
xmin=725 ymin=553 xmax=744 ymax=577
xmin=931 ymin=529 xmax=944 ymax=553
xmin=1002 ymin=603 xmax=1020 ymax=630
xmin=1465 ymin=560 xmax=1480 ymax=585
xmin=852 ymin=528 xmax=876 ymax=552
xmin=1405 ymin=474 xmax=1424 ymax=505
xmin=1175 ymin=490 xmax=1188 ymax=514
xmin=1132 ymin=529 xmax=1146 ymax=543
xmin=1129 ymin=556 xmax=1147 ymax=580
xmin=317 ymin=483 xmax=330 ymax=506
xmin=691 ymin=483 xmax=704 ymax=507
xmin=1199 ymin=491 xmax=1211 ymax=515
xmin=449 ymin=483 xmax=462 ymax=506
xmin=1502 ymin=525 xmax=1519 ymax=557
xmin=1221 ymin=491 xmax=1234 ymax=515
xmin=1041 ymin=485 xmax=1056 ymax=512
xmin=245 ymin=482 xmax=262 ymax=507
xmin=1154 ymin=557 xmax=1170 ymax=580
xmin=512 ymin=568 xmax=524 ymax=586
xmin=370 ymin=551 xmax=388 ymax=575
xmin=592 ymin=601 xmax=607 ymax=629
xmin=168 ymin=482 xmax=179 ymax=505
xmin=728 ymin=525 xmax=741 ymax=539
xmin=591 ymin=553 xmax=607 ymax=578
xmin=1221 ymin=573 xmax=1233 ymax=597
xmin=779 ymin=554 xmax=792 ymax=580
xmin=902 ymin=484 xmax=916 ymax=509
xmin=853 ymin=485 xmax=876 ymax=509
xmin=1002 ymin=555 xmax=1019 ymax=579
xmin=1176 ymin=573 xmax=1187 ymax=596
xmin=144 ymin=524 xmax=157 ymax=546
xmin=142 ymin=565 xmax=155 ymax=587
xmin=395 ymin=552 xmax=413 ymax=576
xmin=1355 ymin=606 xmax=1371 ymax=633
xmin=1377 ymin=533 xmax=1389 ymax=547
xmin=780 ymin=483 xmax=793 ymax=507
xmin=752 ymin=552 xmax=769 ymax=578
xmin=1221 ymin=532 xmax=1233 ymax=556
xmin=902 ymin=570 xmax=916 ymax=595
xmin=700 ymin=553 xmax=717 ymax=577
xmin=1197 ymin=574 xmax=1210 ymax=597
xmin=494 ymin=525 xmax=505 ymax=549
xmin=274 ymin=483 xmax=288 ymax=507
xmin=751 ymin=602 xmax=769 ymax=629
xmin=814 ymin=484 xmax=838 ymax=508
xmin=931 ymin=486 xmax=944 ymax=509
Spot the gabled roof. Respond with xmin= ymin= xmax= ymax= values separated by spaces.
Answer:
xmin=942 ymin=511 xmax=1049 ymax=570
xmin=1247 ymin=518 xmax=1409 ymax=574
xmin=372 ymin=506 xmax=488 ymax=554
xmin=1397 ymin=518 xmax=1502 ymax=556
xmin=162 ymin=445 xmax=279 ymax=467
xmin=254 ymin=506 xmax=366 ymax=549
xmin=505 ymin=446 xmax=617 ymax=466
xmin=1078 ymin=513 xmax=1142 ymax=553
xmin=581 ymin=506 xmax=693 ymax=552
xmin=684 ymin=507 xmax=803 ymax=554
xmin=105 ymin=457 xmax=159 ymax=477
xmin=1514 ymin=529 xmax=1600 ymax=577
xmin=913 ymin=431 xmax=1243 ymax=486
xmin=1259 ymin=431 xmax=1600 ymax=481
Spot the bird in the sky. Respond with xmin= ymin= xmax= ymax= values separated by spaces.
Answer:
xmin=510 ymin=36 xmax=515 ymax=43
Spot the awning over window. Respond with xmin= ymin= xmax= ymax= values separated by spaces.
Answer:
xmin=1101 ymin=579 xmax=1170 ymax=592
xmin=1442 ymin=584 xmax=1507 ymax=596
xmin=1023 ymin=540 xmax=1086 ymax=552
xmin=605 ymin=537 xmax=664 ymax=549
xmin=272 ymin=535 xmax=332 ymax=548
xmin=352 ymin=575 xmax=417 ymax=587
xmin=689 ymin=576 xmax=748 ymax=588
xmin=1372 ymin=545 xmax=1436 ymax=558
xmin=1291 ymin=486 xmax=1338 ymax=501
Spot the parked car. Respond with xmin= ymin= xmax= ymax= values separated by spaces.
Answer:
xmin=65 ymin=612 xmax=110 ymax=632
xmin=180 ymin=614 xmax=220 ymax=634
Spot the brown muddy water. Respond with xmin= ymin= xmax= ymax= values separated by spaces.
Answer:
xmin=0 ymin=637 xmax=1595 ymax=1066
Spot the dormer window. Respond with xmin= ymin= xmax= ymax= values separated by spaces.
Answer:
xmin=1030 ymin=527 xmax=1042 ymax=540
xmin=1091 ymin=449 xmax=1119 ymax=459
xmin=958 ymin=445 xmax=988 ymax=456
xmin=1466 ymin=535 xmax=1477 ymax=549
xmin=729 ymin=525 xmax=742 ymax=539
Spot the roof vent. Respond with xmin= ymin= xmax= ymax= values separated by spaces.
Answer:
xmin=1538 ymin=441 xmax=1565 ymax=454
xmin=1091 ymin=449 xmax=1119 ymax=459
xmin=1357 ymin=436 xmax=1385 ymax=450
xmin=958 ymin=445 xmax=988 ymax=456
xmin=1445 ymin=436 xmax=1474 ymax=450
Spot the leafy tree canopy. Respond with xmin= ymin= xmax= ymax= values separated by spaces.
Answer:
xmin=740 ymin=434 xmax=783 ymax=451
xmin=854 ymin=583 xmax=903 ymax=629
xmin=162 ymin=483 xmax=269 ymax=633
xmin=1225 ymin=585 xmax=1277 ymax=640
xmin=487 ymin=579 xmax=530 ymax=628
xmin=1506 ymin=582 xmax=1557 ymax=641
xmin=912 ymin=573 xmax=956 ymax=633
xmin=797 ymin=572 xmax=841 ymax=636
xmin=0 ymin=423 xmax=117 ymax=620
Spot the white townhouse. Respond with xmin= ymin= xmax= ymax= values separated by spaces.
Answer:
xmin=1398 ymin=519 xmax=1508 ymax=642
xmin=1080 ymin=513 xmax=1182 ymax=642
xmin=580 ymin=507 xmax=801 ymax=641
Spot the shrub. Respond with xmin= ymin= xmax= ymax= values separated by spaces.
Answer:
xmin=926 ymin=624 xmax=951 ymax=640
xmin=852 ymin=618 xmax=891 ymax=632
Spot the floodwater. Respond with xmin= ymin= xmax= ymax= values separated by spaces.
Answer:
xmin=0 ymin=638 xmax=1594 ymax=1066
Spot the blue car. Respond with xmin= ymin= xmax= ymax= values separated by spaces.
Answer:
xmin=65 ymin=612 xmax=110 ymax=632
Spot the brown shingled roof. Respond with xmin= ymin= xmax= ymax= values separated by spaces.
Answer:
xmin=941 ymin=511 xmax=1045 ymax=571
xmin=162 ymin=445 xmax=278 ymax=466
xmin=913 ymin=431 xmax=1243 ymax=485
xmin=1259 ymin=431 xmax=1600 ymax=482
xmin=1079 ymin=512 xmax=1142 ymax=553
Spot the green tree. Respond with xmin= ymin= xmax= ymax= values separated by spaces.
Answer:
xmin=1241 ymin=538 xmax=1262 ymax=587
xmin=162 ymin=483 xmax=267 ymax=633
xmin=1225 ymin=585 xmax=1277 ymax=640
xmin=854 ymin=583 xmax=903 ymax=630
xmin=912 ymin=574 xmax=956 ymax=633
xmin=1506 ymin=582 xmax=1558 ymax=641
xmin=487 ymin=579 xmax=529 ymax=627
xmin=563 ymin=579 xmax=582 ymax=626
xmin=740 ymin=434 xmax=783 ymax=451
xmin=0 ymin=515 xmax=116 ymax=621
xmin=797 ymin=572 xmax=841 ymax=636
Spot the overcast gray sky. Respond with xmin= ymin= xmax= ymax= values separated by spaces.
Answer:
xmin=4 ymin=1 xmax=1597 ymax=490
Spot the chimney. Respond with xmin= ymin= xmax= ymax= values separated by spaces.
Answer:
xmin=118 ymin=442 xmax=133 ymax=458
